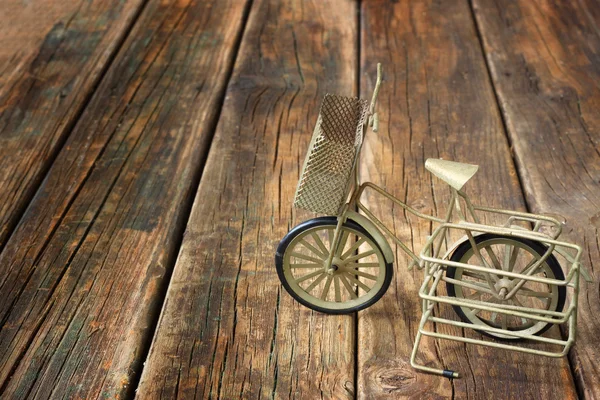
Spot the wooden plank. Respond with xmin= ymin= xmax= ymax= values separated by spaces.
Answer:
xmin=0 ymin=0 xmax=146 ymax=248
xmin=471 ymin=0 xmax=600 ymax=397
xmin=0 ymin=0 xmax=249 ymax=398
xmin=358 ymin=0 xmax=577 ymax=398
xmin=136 ymin=0 xmax=359 ymax=398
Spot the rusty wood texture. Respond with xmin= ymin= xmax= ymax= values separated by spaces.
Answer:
xmin=0 ymin=0 xmax=146 ymax=249
xmin=136 ymin=0 xmax=359 ymax=398
xmin=471 ymin=0 xmax=600 ymax=397
xmin=0 ymin=0 xmax=249 ymax=398
xmin=357 ymin=0 xmax=577 ymax=398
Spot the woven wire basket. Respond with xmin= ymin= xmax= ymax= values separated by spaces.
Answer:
xmin=294 ymin=94 xmax=369 ymax=215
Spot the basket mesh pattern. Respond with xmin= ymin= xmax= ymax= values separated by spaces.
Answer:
xmin=294 ymin=94 xmax=369 ymax=214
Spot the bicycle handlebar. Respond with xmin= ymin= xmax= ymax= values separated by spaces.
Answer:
xmin=368 ymin=63 xmax=382 ymax=132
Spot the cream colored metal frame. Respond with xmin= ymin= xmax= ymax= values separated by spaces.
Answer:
xmin=312 ymin=64 xmax=591 ymax=378
xmin=343 ymin=152 xmax=588 ymax=379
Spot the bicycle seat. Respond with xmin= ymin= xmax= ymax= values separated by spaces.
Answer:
xmin=425 ymin=159 xmax=479 ymax=190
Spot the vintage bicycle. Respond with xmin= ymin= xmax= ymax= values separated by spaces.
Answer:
xmin=275 ymin=64 xmax=591 ymax=378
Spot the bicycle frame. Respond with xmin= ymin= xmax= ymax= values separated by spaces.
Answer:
xmin=317 ymin=65 xmax=589 ymax=378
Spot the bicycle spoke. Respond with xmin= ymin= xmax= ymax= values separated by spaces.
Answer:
xmin=502 ymin=244 xmax=511 ymax=271
xmin=462 ymin=289 xmax=483 ymax=315
xmin=290 ymin=252 xmax=323 ymax=264
xmin=299 ymin=239 xmax=326 ymax=259
xmin=339 ymin=274 xmax=358 ymax=299
xmin=334 ymin=275 xmax=341 ymax=302
xmin=296 ymin=270 xmax=323 ymax=284
xmin=461 ymin=270 xmax=488 ymax=281
xmin=345 ymin=273 xmax=371 ymax=292
xmin=344 ymin=249 xmax=376 ymax=263
xmin=451 ymin=278 xmax=496 ymax=296
xmin=473 ymin=249 xmax=500 ymax=283
xmin=341 ymin=238 xmax=366 ymax=259
xmin=350 ymin=262 xmax=381 ymax=268
xmin=517 ymin=288 xmax=552 ymax=299
xmin=506 ymin=245 xmax=520 ymax=272
xmin=305 ymin=273 xmax=327 ymax=292
xmin=311 ymin=232 xmax=329 ymax=256
xmin=520 ymin=257 xmax=541 ymax=275
xmin=501 ymin=314 xmax=508 ymax=330
xmin=290 ymin=263 xmax=321 ymax=269
xmin=352 ymin=270 xmax=378 ymax=281
xmin=484 ymin=246 xmax=502 ymax=270
xmin=511 ymin=295 xmax=544 ymax=313
xmin=321 ymin=275 xmax=333 ymax=300
xmin=511 ymin=295 xmax=525 ymax=307
xmin=328 ymin=229 xmax=334 ymax=249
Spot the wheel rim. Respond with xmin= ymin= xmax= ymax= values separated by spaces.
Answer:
xmin=452 ymin=237 xmax=560 ymax=338
xmin=282 ymin=224 xmax=386 ymax=310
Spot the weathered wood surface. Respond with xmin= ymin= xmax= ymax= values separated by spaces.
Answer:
xmin=0 ymin=0 xmax=146 ymax=249
xmin=472 ymin=0 xmax=600 ymax=397
xmin=2 ymin=0 xmax=598 ymax=398
xmin=357 ymin=0 xmax=577 ymax=398
xmin=0 ymin=0 xmax=249 ymax=398
xmin=136 ymin=0 xmax=359 ymax=398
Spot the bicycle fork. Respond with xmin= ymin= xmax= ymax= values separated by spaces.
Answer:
xmin=324 ymin=205 xmax=351 ymax=271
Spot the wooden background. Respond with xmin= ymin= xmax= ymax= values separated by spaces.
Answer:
xmin=0 ymin=0 xmax=598 ymax=398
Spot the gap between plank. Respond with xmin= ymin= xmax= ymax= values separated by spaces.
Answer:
xmin=465 ymin=1 xmax=582 ymax=398
xmin=124 ymin=1 xmax=255 ymax=398
xmin=465 ymin=0 xmax=529 ymax=209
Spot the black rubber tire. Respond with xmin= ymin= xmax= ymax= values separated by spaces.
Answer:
xmin=446 ymin=233 xmax=566 ymax=340
xmin=275 ymin=217 xmax=393 ymax=314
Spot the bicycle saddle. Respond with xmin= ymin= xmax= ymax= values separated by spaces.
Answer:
xmin=425 ymin=158 xmax=479 ymax=190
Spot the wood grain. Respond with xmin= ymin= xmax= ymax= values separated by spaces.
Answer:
xmin=136 ymin=0 xmax=359 ymax=398
xmin=471 ymin=0 xmax=600 ymax=397
xmin=0 ymin=0 xmax=146 ymax=249
xmin=357 ymin=0 xmax=577 ymax=398
xmin=0 ymin=0 xmax=249 ymax=398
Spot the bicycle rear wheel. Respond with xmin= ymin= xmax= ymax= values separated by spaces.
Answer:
xmin=446 ymin=234 xmax=566 ymax=340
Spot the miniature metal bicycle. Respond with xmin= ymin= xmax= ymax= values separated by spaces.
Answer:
xmin=275 ymin=64 xmax=591 ymax=378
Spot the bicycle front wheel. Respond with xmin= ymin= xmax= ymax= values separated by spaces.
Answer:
xmin=275 ymin=217 xmax=393 ymax=314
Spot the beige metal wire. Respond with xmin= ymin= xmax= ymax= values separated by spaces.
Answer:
xmin=293 ymin=94 xmax=369 ymax=215
xmin=288 ymin=63 xmax=590 ymax=378
xmin=353 ymin=181 xmax=586 ymax=378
